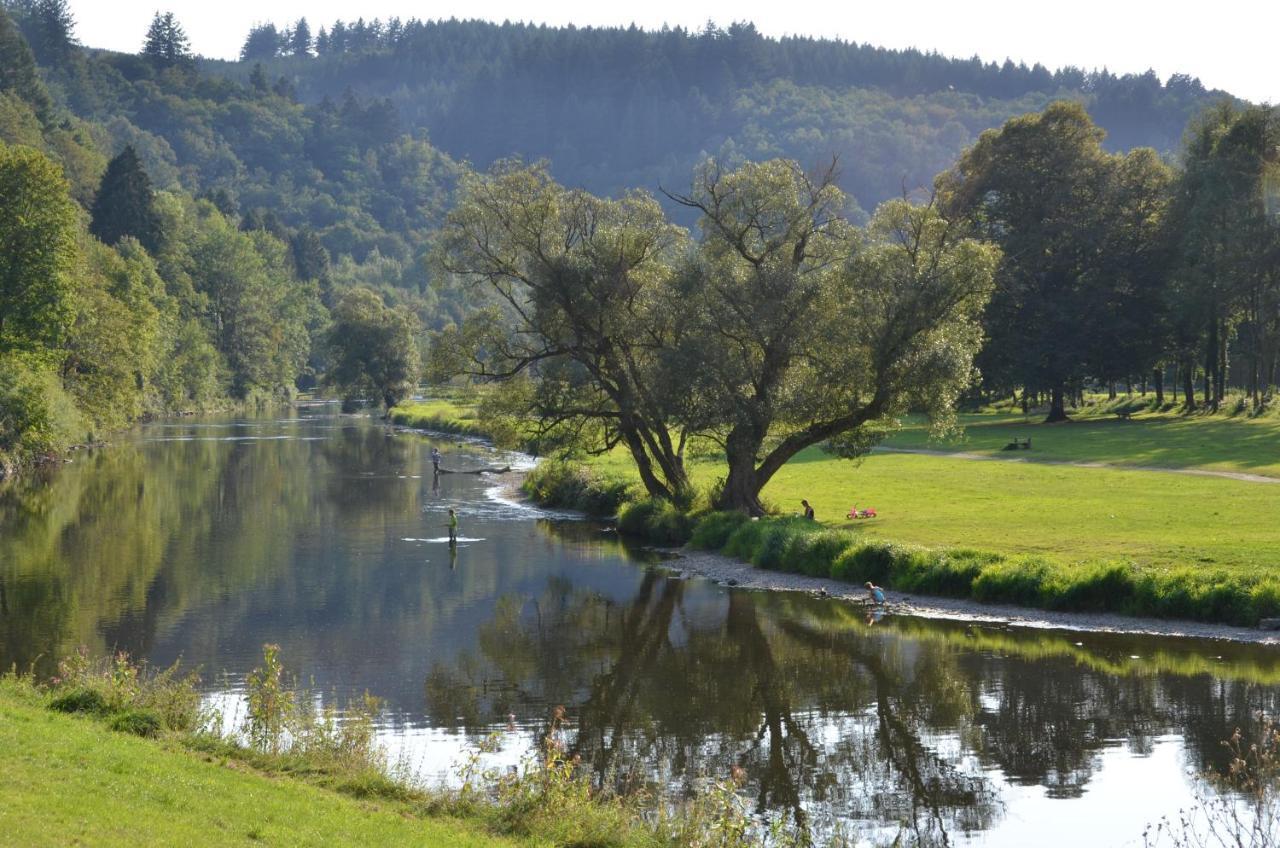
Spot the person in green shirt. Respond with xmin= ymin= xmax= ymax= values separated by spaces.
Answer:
xmin=448 ymin=508 xmax=458 ymax=545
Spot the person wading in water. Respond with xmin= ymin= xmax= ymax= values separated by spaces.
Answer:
xmin=447 ymin=508 xmax=458 ymax=545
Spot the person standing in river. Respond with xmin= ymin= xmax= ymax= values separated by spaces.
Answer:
xmin=447 ymin=508 xmax=458 ymax=545
xmin=431 ymin=447 xmax=442 ymax=475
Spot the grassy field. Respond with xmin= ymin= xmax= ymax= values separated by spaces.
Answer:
xmin=400 ymin=393 xmax=1280 ymax=577
xmin=882 ymin=403 xmax=1280 ymax=477
xmin=0 ymin=688 xmax=526 ymax=848
xmin=575 ymin=407 xmax=1280 ymax=579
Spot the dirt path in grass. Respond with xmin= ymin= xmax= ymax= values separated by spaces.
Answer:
xmin=667 ymin=548 xmax=1280 ymax=645
xmin=873 ymin=446 xmax=1280 ymax=484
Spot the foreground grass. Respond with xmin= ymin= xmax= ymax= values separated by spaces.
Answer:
xmin=0 ymin=687 xmax=526 ymax=848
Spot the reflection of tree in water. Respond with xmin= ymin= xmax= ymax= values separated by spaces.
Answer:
xmin=426 ymin=573 xmax=1001 ymax=843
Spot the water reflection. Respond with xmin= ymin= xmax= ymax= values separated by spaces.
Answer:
xmin=2 ymin=411 xmax=1278 ymax=846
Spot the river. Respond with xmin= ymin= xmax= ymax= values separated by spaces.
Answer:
xmin=2 ymin=408 xmax=1277 ymax=846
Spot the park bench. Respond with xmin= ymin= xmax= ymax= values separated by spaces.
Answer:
xmin=1002 ymin=437 xmax=1031 ymax=451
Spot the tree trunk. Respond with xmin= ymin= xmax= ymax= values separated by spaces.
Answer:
xmin=1216 ymin=321 xmax=1227 ymax=404
xmin=1153 ymin=367 xmax=1164 ymax=407
xmin=1205 ymin=318 xmax=1218 ymax=410
xmin=619 ymin=424 xmax=675 ymax=501
xmin=720 ymin=448 xmax=766 ymax=516
xmin=1045 ymin=384 xmax=1069 ymax=423
xmin=1183 ymin=358 xmax=1197 ymax=412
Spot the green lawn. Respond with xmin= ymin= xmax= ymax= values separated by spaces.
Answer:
xmin=403 ymin=395 xmax=1280 ymax=574
xmin=882 ymin=406 xmax=1280 ymax=477
xmin=582 ymin=410 xmax=1280 ymax=575
xmin=0 ymin=690 xmax=529 ymax=848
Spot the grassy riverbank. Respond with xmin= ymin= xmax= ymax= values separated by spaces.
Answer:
xmin=0 ymin=686 xmax=521 ymax=848
xmin=520 ymin=402 xmax=1280 ymax=626
xmin=388 ymin=398 xmax=491 ymax=439
xmin=0 ymin=650 xmax=772 ymax=848
xmin=388 ymin=393 xmax=1280 ymax=624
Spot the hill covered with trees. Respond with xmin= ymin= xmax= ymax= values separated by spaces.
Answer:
xmin=222 ymin=16 xmax=1229 ymax=218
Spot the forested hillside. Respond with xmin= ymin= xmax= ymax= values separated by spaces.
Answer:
xmin=224 ymin=18 xmax=1228 ymax=216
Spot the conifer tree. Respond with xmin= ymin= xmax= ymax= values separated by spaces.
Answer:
xmin=24 ymin=0 xmax=75 ymax=64
xmin=0 ymin=8 xmax=52 ymax=122
xmin=89 ymin=146 xmax=163 ymax=253
xmin=290 ymin=18 xmax=311 ymax=57
xmin=142 ymin=11 xmax=191 ymax=69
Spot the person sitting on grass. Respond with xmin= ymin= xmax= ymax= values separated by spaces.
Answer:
xmin=801 ymin=499 xmax=815 ymax=520
xmin=865 ymin=581 xmax=886 ymax=605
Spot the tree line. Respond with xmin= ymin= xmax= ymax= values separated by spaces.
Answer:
xmin=0 ymin=5 xmax=424 ymax=473
xmin=225 ymin=16 xmax=1225 ymax=221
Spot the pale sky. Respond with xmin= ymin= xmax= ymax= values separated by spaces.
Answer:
xmin=65 ymin=1 xmax=1278 ymax=104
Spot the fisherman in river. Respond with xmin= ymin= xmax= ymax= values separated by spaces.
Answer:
xmin=448 ymin=508 xmax=458 ymax=545
xmin=431 ymin=447 xmax=441 ymax=475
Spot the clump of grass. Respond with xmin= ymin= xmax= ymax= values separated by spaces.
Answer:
xmin=40 ymin=647 xmax=203 ymax=733
xmin=617 ymin=498 xmax=698 ymax=545
xmin=108 ymin=708 xmax=163 ymax=737
xmin=522 ymin=460 xmax=636 ymax=516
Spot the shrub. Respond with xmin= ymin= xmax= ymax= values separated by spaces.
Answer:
xmin=49 ymin=686 xmax=108 ymax=715
xmin=617 ymin=498 xmax=696 ymax=545
xmin=689 ymin=511 xmax=750 ymax=550
xmin=971 ymin=557 xmax=1053 ymax=606
xmin=522 ymin=461 xmax=634 ymax=516
xmin=830 ymin=541 xmax=899 ymax=585
xmin=785 ymin=531 xmax=855 ymax=578
xmin=108 ymin=708 xmax=162 ymax=737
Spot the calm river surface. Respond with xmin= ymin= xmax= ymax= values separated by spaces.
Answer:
xmin=3 ymin=408 xmax=1278 ymax=846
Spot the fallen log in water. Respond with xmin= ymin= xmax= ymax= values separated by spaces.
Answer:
xmin=436 ymin=465 xmax=512 ymax=475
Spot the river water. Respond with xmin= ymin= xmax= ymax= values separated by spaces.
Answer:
xmin=2 ymin=408 xmax=1277 ymax=846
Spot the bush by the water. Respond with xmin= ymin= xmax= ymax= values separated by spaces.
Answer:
xmin=521 ymin=460 xmax=635 ymax=516
xmin=616 ymin=498 xmax=699 ymax=545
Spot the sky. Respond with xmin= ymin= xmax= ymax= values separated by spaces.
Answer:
xmin=65 ymin=1 xmax=1278 ymax=104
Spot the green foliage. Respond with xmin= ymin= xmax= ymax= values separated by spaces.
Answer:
xmin=940 ymin=101 xmax=1175 ymax=419
xmin=107 ymin=707 xmax=162 ymax=737
xmin=324 ymin=287 xmax=420 ymax=409
xmin=0 ymin=8 xmax=51 ymax=122
xmin=688 ymin=510 xmax=750 ymax=550
xmin=142 ymin=11 xmax=191 ymax=69
xmin=48 ymin=685 xmax=108 ymax=715
xmin=0 ymin=352 xmax=81 ymax=468
xmin=0 ymin=141 xmax=77 ymax=355
xmin=245 ymin=642 xmax=293 ymax=754
xmin=521 ymin=461 xmax=635 ymax=516
xmin=616 ymin=498 xmax=697 ymax=545
xmin=89 ymin=145 xmax=163 ymax=252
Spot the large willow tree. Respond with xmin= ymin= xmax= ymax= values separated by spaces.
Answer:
xmin=437 ymin=158 xmax=996 ymax=513
xmin=672 ymin=160 xmax=998 ymax=513
xmin=436 ymin=160 xmax=695 ymax=501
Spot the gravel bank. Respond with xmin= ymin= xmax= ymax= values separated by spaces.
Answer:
xmin=668 ymin=548 xmax=1280 ymax=646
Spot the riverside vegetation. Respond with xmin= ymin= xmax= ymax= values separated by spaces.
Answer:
xmin=398 ymin=395 xmax=1280 ymax=627
xmin=0 ymin=645 xmax=819 ymax=848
